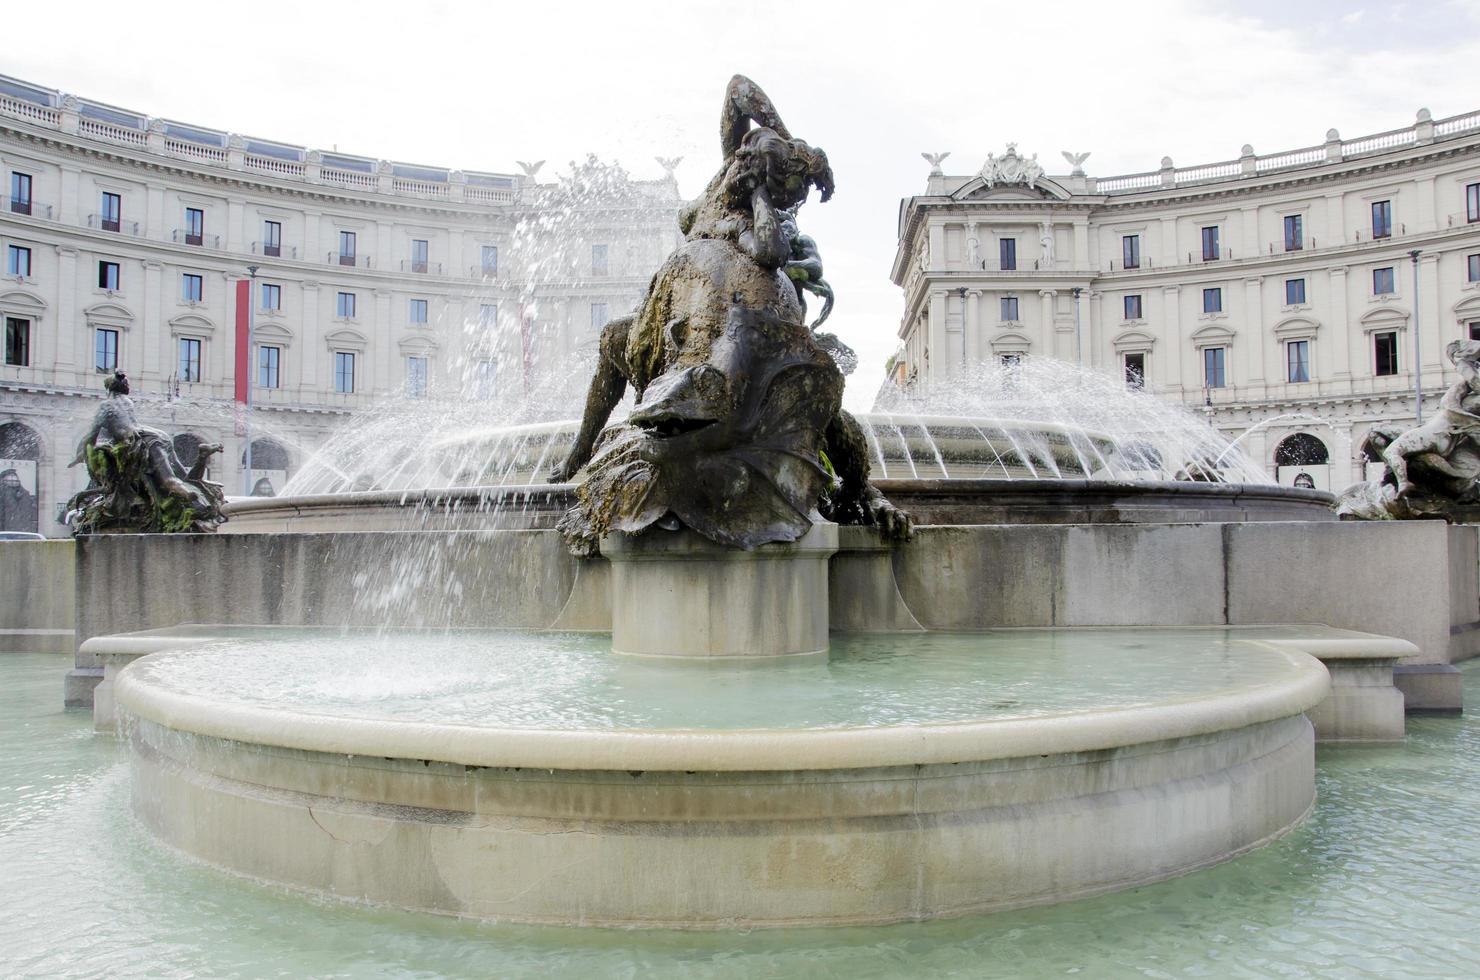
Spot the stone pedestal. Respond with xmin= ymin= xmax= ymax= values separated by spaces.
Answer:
xmin=601 ymin=522 xmax=837 ymax=658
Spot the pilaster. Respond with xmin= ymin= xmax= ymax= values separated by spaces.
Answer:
xmin=1329 ymin=266 xmax=1350 ymax=378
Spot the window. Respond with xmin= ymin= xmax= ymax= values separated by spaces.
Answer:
xmin=1124 ymin=352 xmax=1145 ymax=389
xmin=1201 ymin=226 xmax=1219 ymax=261
xmin=100 ymin=192 xmax=121 ymax=232
xmin=336 ymin=291 xmax=356 ymax=318
xmin=184 ymin=207 xmax=204 ymax=246
xmin=1471 ymin=322 xmax=1480 ymax=342
xmin=409 ymin=298 xmax=428 ymax=324
xmin=263 ymin=220 xmax=281 ymax=257
xmin=1469 ymin=183 xmax=1480 ymax=223
xmin=1285 ymin=278 xmax=1306 ymax=305
xmin=1122 ymin=234 xmax=1140 ymax=269
xmin=1203 ymin=347 xmax=1226 ymax=388
xmin=334 ymin=351 xmax=355 ymax=393
xmin=98 ymin=261 xmax=120 ymax=291
xmin=1371 ymin=200 xmax=1392 ymax=239
xmin=1468 ymin=254 xmax=1479 ymax=283
xmin=1287 ymin=340 xmax=1310 ymax=383
xmin=481 ymin=245 xmax=498 ymax=276
xmin=999 ymin=238 xmax=1017 ymax=271
xmin=1000 ymin=296 xmax=1019 ymax=321
xmin=95 ymin=328 xmax=118 ymax=371
xmin=999 ymin=353 xmax=1023 ymax=368
xmin=1123 ymin=294 xmax=1142 ymax=320
xmin=1283 ymin=214 xmax=1303 ymax=251
xmin=338 ymin=231 xmax=356 ymax=266
xmin=591 ymin=302 xmax=610 ymax=331
xmin=411 ymin=238 xmax=428 ymax=274
xmin=10 ymin=173 xmax=31 ymax=215
xmin=6 ymin=245 xmax=30 ymax=278
xmin=258 ymin=345 xmax=280 ymax=389
xmin=474 ymin=359 xmax=495 ymax=400
xmin=1374 ymin=331 xmax=1398 ymax=376
xmin=591 ymin=244 xmax=609 ymax=277
xmin=478 ymin=303 xmax=496 ymax=328
xmin=178 ymin=338 xmax=202 ymax=382
xmin=182 ymin=273 xmax=203 ymax=303
xmin=1202 ymin=287 xmax=1222 ymax=313
xmin=260 ymin=283 xmax=281 ymax=311
xmin=405 ymin=356 xmax=428 ymax=397
xmin=1373 ymin=267 xmax=1395 ymax=295
xmin=4 ymin=317 xmax=29 ymax=366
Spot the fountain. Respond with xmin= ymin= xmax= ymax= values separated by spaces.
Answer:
xmin=99 ymin=76 xmax=1423 ymax=931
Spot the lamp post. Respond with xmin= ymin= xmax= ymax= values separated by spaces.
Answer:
xmin=244 ymin=264 xmax=258 ymax=496
xmin=1072 ymin=287 xmax=1082 ymax=364
xmin=1409 ymin=249 xmax=1423 ymax=424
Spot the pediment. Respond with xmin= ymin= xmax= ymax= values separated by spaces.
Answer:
xmin=397 ymin=334 xmax=441 ymax=355
xmin=1359 ymin=306 xmax=1408 ymax=332
xmin=84 ymin=302 xmax=135 ymax=329
xmin=1112 ymin=329 xmax=1157 ymax=353
xmin=989 ymin=331 xmax=1033 ymax=352
xmin=1272 ymin=315 xmax=1320 ymax=339
xmin=1452 ymin=294 xmax=1480 ymax=322
xmin=324 ymin=327 xmax=369 ymax=351
xmin=1190 ymin=322 xmax=1236 ymax=347
xmin=951 ymin=175 xmax=1072 ymax=203
xmin=169 ymin=312 xmax=215 ymax=336
xmin=0 ymin=288 xmax=47 ymax=318
xmin=253 ymin=321 xmax=294 ymax=346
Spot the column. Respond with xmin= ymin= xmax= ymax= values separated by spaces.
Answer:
xmin=1328 ymin=266 xmax=1351 ymax=379
xmin=1325 ymin=192 xmax=1345 ymax=246
xmin=300 ymin=281 xmax=320 ymax=398
xmin=927 ymin=290 xmax=948 ymax=384
xmin=1241 ymin=206 xmax=1259 ymax=260
xmin=302 ymin=209 xmax=321 ymax=262
xmin=145 ymin=183 xmax=166 ymax=241
xmin=58 ymin=165 xmax=80 ymax=226
xmin=1072 ymin=218 xmax=1089 ymax=269
xmin=375 ymin=221 xmax=393 ymax=271
xmin=1086 ymin=290 xmax=1103 ymax=367
xmin=54 ymin=247 xmax=78 ymax=373
xmin=226 ymin=199 xmax=245 ymax=254
xmin=964 ymin=290 xmax=981 ymax=367
xmin=927 ymin=224 xmax=945 ymax=273
xmin=1244 ymin=277 xmax=1266 ymax=387
xmin=1413 ymin=174 xmax=1437 ymax=233
xmin=1159 ymin=215 xmax=1178 ymax=267
xmin=1418 ymin=253 xmax=1442 ymax=373
xmin=141 ymin=261 xmax=163 ymax=382
xmin=1038 ymin=289 xmax=1056 ymax=354
xmin=1162 ymin=285 xmax=1183 ymax=394
xmin=374 ymin=289 xmax=393 ymax=395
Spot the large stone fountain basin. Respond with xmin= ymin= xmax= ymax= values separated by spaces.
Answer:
xmin=115 ymin=630 xmax=1329 ymax=929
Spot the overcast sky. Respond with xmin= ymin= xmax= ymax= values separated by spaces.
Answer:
xmin=9 ymin=0 xmax=1480 ymax=409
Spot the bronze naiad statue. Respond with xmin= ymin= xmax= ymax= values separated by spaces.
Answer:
xmin=548 ymin=74 xmax=910 ymax=554
xmin=1336 ymin=339 xmax=1480 ymax=520
xmin=64 ymin=370 xmax=227 ymax=534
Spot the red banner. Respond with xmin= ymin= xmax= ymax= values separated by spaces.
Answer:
xmin=234 ymin=279 xmax=250 ymax=404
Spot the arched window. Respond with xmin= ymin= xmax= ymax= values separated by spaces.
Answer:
xmin=0 ymin=421 xmax=42 ymax=533
xmin=240 ymin=439 xmax=290 ymax=471
xmin=1273 ymin=432 xmax=1329 ymax=467
xmin=173 ymin=433 xmax=205 ymax=470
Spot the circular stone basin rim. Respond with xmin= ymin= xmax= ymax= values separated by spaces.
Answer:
xmin=114 ymin=643 xmax=1330 ymax=772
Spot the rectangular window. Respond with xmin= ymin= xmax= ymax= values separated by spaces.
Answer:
xmin=481 ymin=245 xmax=498 ymax=276
xmin=184 ymin=207 xmax=204 ymax=246
xmin=4 ymin=317 xmax=29 ymax=366
xmin=1469 ymin=183 xmax=1480 ymax=223
xmin=1471 ymin=322 xmax=1480 ymax=342
xmin=1373 ymin=267 xmax=1395 ymax=295
xmin=101 ymin=192 xmax=121 ymax=232
xmin=178 ymin=338 xmax=201 ymax=382
xmin=1123 ymin=294 xmax=1142 ymax=320
xmin=474 ymin=359 xmax=495 ymax=400
xmin=1203 ymin=347 xmax=1226 ymax=388
xmin=1283 ymin=214 xmax=1303 ymax=251
xmin=1468 ymin=254 xmax=1479 ymax=284
xmin=339 ymin=231 xmax=356 ymax=266
xmin=1374 ymin=331 xmax=1398 ymax=376
xmin=1202 ymin=287 xmax=1222 ymax=313
xmin=1000 ymin=296 xmax=1019 ymax=321
xmin=409 ymin=298 xmax=428 ymax=324
xmin=6 ymin=245 xmax=31 ymax=277
xmin=405 ymin=356 xmax=428 ymax=397
xmin=336 ymin=291 xmax=356 ymax=318
xmin=1124 ymin=352 xmax=1145 ymax=389
xmin=95 ymin=327 xmax=118 ymax=371
xmin=478 ymin=303 xmax=496 ymax=328
xmin=1287 ymin=339 xmax=1310 ymax=383
xmin=591 ymin=302 xmax=610 ymax=330
xmin=10 ymin=173 xmax=31 ymax=215
xmin=263 ymin=220 xmax=281 ymax=257
xmin=98 ymin=261 xmax=120 ymax=291
xmin=260 ymin=283 xmax=281 ymax=311
xmin=999 ymin=238 xmax=1017 ymax=271
xmin=334 ymin=351 xmax=355 ymax=393
xmin=258 ymin=345 xmax=280 ymax=389
xmin=1371 ymin=200 xmax=1392 ymax=239
xmin=1201 ymin=226 xmax=1220 ymax=261
xmin=182 ymin=273 xmax=203 ymax=303
xmin=1285 ymin=278 xmax=1306 ymax=305
xmin=411 ymin=238 xmax=428 ymax=274
xmin=591 ymin=244 xmax=608 ymax=277
xmin=1122 ymin=234 xmax=1140 ymax=269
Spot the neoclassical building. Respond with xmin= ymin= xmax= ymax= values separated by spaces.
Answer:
xmin=891 ymin=109 xmax=1480 ymax=490
xmin=0 ymin=74 xmax=681 ymax=535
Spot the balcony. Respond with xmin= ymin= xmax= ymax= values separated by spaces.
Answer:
xmin=400 ymin=259 xmax=441 ymax=275
xmin=4 ymin=198 xmax=52 ymax=219
xmin=330 ymin=252 xmax=370 ymax=268
xmin=173 ymin=229 xmax=219 ymax=248
xmin=87 ymin=214 xmax=139 ymax=235
xmin=250 ymin=241 xmax=297 ymax=259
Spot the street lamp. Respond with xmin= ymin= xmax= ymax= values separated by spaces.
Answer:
xmin=1072 ymin=287 xmax=1082 ymax=364
xmin=244 ymin=264 xmax=258 ymax=496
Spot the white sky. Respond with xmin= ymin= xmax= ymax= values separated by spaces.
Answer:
xmin=10 ymin=0 xmax=1480 ymax=410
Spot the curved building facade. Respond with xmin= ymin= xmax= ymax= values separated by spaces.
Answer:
xmin=0 ymin=74 xmax=681 ymax=535
xmin=891 ymin=109 xmax=1480 ymax=490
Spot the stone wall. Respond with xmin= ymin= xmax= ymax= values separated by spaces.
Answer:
xmin=0 ymin=539 xmax=75 ymax=652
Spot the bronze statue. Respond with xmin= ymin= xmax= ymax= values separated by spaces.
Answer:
xmin=64 ymin=371 xmax=227 ymax=534
xmin=1336 ymin=339 xmax=1480 ymax=520
xmin=547 ymin=75 xmax=909 ymax=554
